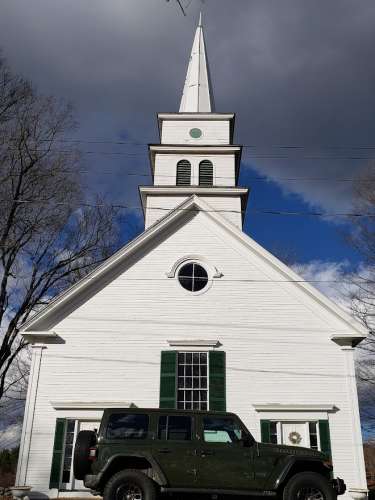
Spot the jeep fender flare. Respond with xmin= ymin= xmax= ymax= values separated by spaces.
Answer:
xmin=271 ymin=456 xmax=331 ymax=490
xmin=97 ymin=452 xmax=168 ymax=487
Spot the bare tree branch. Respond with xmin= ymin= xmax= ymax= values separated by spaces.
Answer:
xmin=0 ymin=56 xmax=120 ymax=403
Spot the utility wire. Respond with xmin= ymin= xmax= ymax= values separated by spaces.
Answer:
xmin=3 ymin=170 xmax=372 ymax=182
xmin=4 ymin=146 xmax=375 ymax=160
xmin=1 ymin=199 xmax=375 ymax=218
xmin=12 ymin=137 xmax=375 ymax=150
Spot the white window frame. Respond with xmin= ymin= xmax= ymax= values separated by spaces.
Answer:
xmin=270 ymin=420 xmax=321 ymax=450
xmin=176 ymin=351 xmax=209 ymax=411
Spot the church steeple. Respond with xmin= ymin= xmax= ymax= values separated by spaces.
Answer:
xmin=140 ymin=15 xmax=248 ymax=231
xmin=179 ymin=13 xmax=214 ymax=113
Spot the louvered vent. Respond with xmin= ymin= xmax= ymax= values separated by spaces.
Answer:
xmin=199 ymin=160 xmax=213 ymax=186
xmin=176 ymin=160 xmax=191 ymax=186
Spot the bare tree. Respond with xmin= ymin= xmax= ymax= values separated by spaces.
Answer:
xmin=0 ymin=56 xmax=119 ymax=402
xmin=346 ymin=166 xmax=375 ymax=432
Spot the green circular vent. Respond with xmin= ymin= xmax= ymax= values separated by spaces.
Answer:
xmin=189 ymin=128 xmax=202 ymax=139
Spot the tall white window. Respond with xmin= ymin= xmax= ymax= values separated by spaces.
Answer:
xmin=177 ymin=352 xmax=208 ymax=410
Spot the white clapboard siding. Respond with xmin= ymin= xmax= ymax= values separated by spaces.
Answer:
xmin=22 ymin=210 xmax=366 ymax=497
xmin=145 ymin=195 xmax=242 ymax=228
xmin=161 ymin=120 xmax=230 ymax=145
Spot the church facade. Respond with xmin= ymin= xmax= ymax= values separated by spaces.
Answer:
xmin=16 ymin=16 xmax=368 ymax=499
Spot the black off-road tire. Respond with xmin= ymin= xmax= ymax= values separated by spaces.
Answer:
xmin=283 ymin=472 xmax=336 ymax=500
xmin=103 ymin=469 xmax=157 ymax=500
xmin=73 ymin=430 xmax=96 ymax=480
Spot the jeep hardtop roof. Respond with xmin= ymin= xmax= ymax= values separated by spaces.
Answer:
xmin=102 ymin=408 xmax=237 ymax=417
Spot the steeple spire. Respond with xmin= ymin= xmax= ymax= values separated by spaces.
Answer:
xmin=179 ymin=13 xmax=214 ymax=113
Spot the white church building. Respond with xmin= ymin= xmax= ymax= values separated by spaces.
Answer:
xmin=16 ymin=15 xmax=368 ymax=499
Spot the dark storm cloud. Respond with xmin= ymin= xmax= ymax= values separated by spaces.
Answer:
xmin=1 ymin=0 xmax=374 ymax=212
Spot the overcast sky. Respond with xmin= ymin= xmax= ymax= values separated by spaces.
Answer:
xmin=1 ymin=0 xmax=375 ymax=266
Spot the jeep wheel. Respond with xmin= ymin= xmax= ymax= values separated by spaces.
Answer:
xmin=283 ymin=472 xmax=336 ymax=500
xmin=103 ymin=470 xmax=157 ymax=500
xmin=73 ymin=430 xmax=96 ymax=480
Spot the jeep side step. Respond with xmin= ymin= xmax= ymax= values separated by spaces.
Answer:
xmin=161 ymin=487 xmax=277 ymax=496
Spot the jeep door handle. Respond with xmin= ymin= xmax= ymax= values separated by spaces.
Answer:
xmin=200 ymin=449 xmax=214 ymax=457
xmin=157 ymin=448 xmax=171 ymax=454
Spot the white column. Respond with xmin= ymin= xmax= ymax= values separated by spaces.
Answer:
xmin=342 ymin=345 xmax=368 ymax=498
xmin=16 ymin=344 xmax=45 ymax=486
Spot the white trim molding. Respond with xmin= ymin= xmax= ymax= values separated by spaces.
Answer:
xmin=166 ymin=255 xmax=223 ymax=279
xmin=50 ymin=401 xmax=135 ymax=410
xmin=167 ymin=339 xmax=221 ymax=348
xmin=253 ymin=404 xmax=337 ymax=412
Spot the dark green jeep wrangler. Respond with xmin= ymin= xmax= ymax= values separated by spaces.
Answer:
xmin=73 ymin=408 xmax=345 ymax=500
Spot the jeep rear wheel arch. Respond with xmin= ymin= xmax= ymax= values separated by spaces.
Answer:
xmin=96 ymin=453 xmax=167 ymax=492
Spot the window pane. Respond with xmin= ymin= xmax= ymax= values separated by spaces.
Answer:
xmin=178 ymin=352 xmax=185 ymax=364
xmin=61 ymin=419 xmax=75 ymax=485
xmin=270 ymin=422 xmax=278 ymax=444
xmin=179 ymin=263 xmax=194 ymax=278
xmin=106 ymin=413 xmax=149 ymax=440
xmin=203 ymin=417 xmax=244 ymax=443
xmin=170 ymin=416 xmax=192 ymax=440
xmin=309 ymin=421 xmax=318 ymax=450
xmin=192 ymin=264 xmax=208 ymax=292
xmin=179 ymin=276 xmax=193 ymax=291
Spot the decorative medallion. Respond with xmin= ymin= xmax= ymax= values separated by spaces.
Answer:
xmin=288 ymin=431 xmax=302 ymax=445
xmin=189 ymin=127 xmax=202 ymax=138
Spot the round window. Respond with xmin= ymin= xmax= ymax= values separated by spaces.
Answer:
xmin=178 ymin=262 xmax=208 ymax=292
xmin=189 ymin=128 xmax=202 ymax=139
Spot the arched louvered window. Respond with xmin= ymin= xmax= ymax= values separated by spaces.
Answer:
xmin=199 ymin=160 xmax=213 ymax=186
xmin=176 ymin=160 xmax=191 ymax=186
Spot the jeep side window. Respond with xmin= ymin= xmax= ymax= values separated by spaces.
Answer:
xmin=158 ymin=415 xmax=192 ymax=441
xmin=203 ymin=417 xmax=244 ymax=443
xmin=106 ymin=413 xmax=149 ymax=440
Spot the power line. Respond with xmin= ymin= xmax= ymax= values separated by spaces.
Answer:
xmin=4 ymin=146 xmax=375 ymax=160
xmin=1 ymin=198 xmax=375 ymax=218
xmin=3 ymin=169 xmax=372 ymax=182
xmin=15 ymin=137 xmax=375 ymax=150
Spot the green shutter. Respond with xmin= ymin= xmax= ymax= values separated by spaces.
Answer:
xmin=319 ymin=420 xmax=332 ymax=459
xmin=159 ymin=351 xmax=177 ymax=409
xmin=49 ymin=418 xmax=66 ymax=489
xmin=260 ymin=420 xmax=271 ymax=443
xmin=209 ymin=351 xmax=226 ymax=411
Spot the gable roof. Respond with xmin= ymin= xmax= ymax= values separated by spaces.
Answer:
xmin=21 ymin=195 xmax=368 ymax=338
